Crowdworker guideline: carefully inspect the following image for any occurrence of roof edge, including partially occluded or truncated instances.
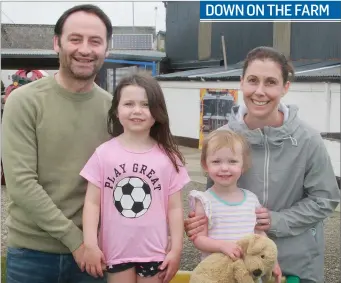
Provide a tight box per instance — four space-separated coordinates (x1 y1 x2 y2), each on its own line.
156 75 340 83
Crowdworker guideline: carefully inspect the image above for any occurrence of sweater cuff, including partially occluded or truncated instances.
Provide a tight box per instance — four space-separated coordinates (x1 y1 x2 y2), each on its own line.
60 225 84 252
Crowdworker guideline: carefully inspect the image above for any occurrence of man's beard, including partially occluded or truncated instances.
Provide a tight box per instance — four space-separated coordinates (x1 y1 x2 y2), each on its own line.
59 52 103 81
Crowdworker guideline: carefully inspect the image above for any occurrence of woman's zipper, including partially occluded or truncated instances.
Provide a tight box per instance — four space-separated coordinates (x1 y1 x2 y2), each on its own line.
258 129 270 207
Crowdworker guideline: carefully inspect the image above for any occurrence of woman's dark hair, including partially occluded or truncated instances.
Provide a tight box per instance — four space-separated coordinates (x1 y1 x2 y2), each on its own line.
54 4 113 46
242 46 295 84
107 72 186 172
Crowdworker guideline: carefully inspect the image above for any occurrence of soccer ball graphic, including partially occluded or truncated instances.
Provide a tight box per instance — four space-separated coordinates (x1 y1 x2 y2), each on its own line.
113 177 152 218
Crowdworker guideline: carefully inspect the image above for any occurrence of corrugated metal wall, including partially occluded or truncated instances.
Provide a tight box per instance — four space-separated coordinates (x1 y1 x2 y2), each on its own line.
210 22 273 64
165 1 200 62
165 2 272 66
290 23 341 60
165 2 340 69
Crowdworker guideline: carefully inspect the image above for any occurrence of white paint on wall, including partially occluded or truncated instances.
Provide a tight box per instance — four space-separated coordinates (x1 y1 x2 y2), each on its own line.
160 80 340 140
330 90 340 133
324 139 340 177
163 86 201 139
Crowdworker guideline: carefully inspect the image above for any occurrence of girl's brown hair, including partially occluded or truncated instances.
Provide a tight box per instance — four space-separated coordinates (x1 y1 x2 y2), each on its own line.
201 129 251 172
243 46 295 84
107 71 185 172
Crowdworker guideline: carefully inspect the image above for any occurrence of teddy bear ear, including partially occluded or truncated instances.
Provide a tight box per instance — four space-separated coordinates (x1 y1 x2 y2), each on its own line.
247 234 268 255
237 234 257 253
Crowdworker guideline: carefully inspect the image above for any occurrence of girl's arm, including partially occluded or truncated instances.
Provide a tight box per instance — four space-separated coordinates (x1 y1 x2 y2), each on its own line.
168 190 184 253
159 190 184 283
82 182 106 278
83 182 101 247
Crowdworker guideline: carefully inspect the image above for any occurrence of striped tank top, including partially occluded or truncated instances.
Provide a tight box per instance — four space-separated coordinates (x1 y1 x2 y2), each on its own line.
188 188 261 260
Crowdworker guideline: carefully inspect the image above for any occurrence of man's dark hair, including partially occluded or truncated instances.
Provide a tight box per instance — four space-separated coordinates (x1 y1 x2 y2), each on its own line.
54 4 113 44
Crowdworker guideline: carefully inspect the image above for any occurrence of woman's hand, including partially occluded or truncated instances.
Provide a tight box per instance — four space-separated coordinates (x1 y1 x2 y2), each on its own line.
184 211 208 241
272 261 282 283
255 207 271 232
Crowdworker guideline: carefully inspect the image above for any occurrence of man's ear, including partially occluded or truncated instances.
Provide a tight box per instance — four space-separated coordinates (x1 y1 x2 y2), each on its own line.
53 35 60 53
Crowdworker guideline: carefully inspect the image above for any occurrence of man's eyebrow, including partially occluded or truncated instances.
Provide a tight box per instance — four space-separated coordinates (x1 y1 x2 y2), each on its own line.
67 33 104 41
67 33 82 38
89 36 104 41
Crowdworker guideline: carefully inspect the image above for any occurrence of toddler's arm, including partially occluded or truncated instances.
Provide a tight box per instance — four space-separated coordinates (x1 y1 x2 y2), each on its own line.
193 200 242 260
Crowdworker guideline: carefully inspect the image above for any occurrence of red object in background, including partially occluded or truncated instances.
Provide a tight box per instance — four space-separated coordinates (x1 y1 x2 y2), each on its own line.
15 70 45 81
4 70 46 103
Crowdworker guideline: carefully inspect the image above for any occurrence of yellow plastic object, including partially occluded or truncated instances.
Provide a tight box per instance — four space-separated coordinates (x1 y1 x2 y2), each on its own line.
170 270 287 283
170 271 192 283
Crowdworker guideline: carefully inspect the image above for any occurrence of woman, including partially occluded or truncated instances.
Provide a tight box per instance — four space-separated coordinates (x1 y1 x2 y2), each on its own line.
184 46 340 283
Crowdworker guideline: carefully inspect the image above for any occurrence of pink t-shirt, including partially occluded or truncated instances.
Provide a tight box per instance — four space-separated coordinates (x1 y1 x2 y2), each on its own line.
80 138 191 266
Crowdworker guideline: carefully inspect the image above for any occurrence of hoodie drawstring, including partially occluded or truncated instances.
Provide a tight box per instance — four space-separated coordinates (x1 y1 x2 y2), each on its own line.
283 135 298 146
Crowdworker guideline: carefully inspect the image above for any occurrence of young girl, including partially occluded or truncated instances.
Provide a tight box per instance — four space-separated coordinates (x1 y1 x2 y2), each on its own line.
188 130 280 280
80 72 191 283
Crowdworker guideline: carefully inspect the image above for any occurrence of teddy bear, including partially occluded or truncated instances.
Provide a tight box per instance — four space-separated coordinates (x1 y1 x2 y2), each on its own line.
189 234 278 283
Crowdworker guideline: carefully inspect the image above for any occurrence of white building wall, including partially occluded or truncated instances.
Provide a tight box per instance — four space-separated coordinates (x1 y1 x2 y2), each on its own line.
159 80 340 140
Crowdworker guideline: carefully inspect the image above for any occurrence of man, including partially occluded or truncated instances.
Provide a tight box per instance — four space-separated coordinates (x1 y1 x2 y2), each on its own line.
2 4 113 283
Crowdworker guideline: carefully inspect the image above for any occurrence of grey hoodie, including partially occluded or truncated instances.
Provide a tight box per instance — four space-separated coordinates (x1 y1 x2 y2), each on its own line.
207 104 340 282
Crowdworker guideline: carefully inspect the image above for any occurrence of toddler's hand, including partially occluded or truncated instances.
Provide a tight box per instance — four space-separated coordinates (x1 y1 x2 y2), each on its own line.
158 250 181 283
220 242 243 261
83 244 106 278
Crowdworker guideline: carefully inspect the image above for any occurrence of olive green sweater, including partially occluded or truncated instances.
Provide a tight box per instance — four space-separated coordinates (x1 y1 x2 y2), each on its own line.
2 76 112 253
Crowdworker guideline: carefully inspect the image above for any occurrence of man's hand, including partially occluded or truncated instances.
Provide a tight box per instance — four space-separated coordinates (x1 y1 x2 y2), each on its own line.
255 207 271 232
83 244 106 278
72 243 86 271
184 211 208 241
158 250 181 283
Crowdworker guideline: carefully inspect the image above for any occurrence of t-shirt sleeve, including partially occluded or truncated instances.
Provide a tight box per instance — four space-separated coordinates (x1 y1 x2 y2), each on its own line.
245 189 262 209
252 191 262 209
168 161 191 195
80 150 103 189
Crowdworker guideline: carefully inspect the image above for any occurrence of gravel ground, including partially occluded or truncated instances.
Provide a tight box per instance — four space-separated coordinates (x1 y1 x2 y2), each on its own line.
1 183 340 282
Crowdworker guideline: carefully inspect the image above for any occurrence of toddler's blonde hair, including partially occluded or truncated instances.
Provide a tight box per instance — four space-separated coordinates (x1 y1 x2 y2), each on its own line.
201 129 251 172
